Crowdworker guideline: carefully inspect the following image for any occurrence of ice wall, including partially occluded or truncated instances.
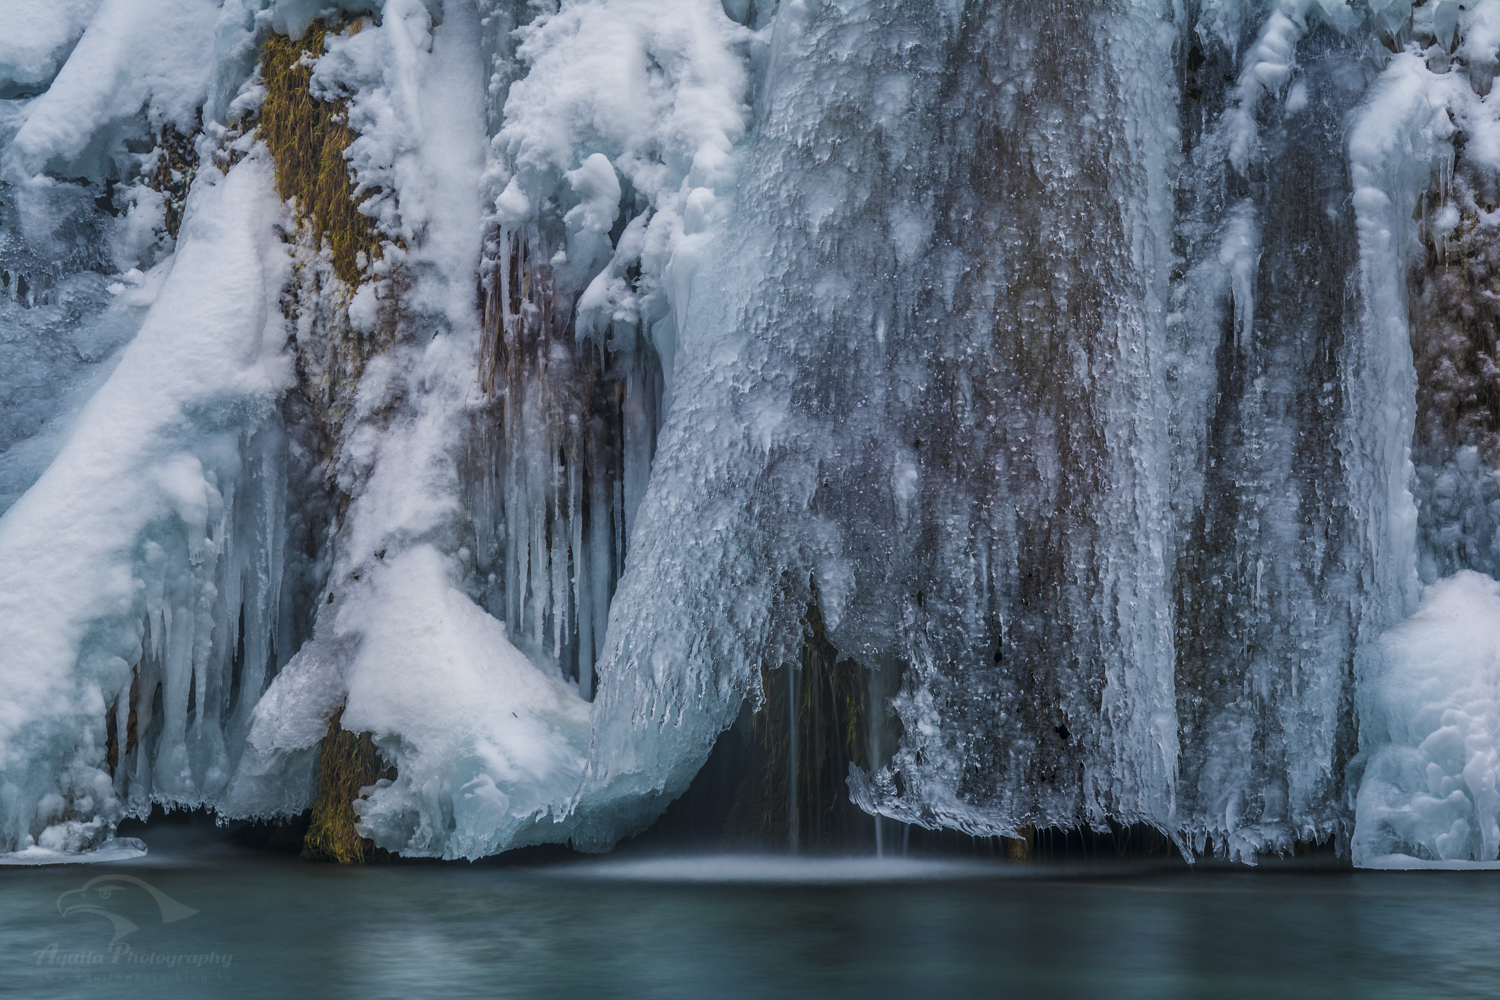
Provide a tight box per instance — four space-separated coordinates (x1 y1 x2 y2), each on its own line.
578 0 1500 861
578 0 1187 847
2 0 1500 865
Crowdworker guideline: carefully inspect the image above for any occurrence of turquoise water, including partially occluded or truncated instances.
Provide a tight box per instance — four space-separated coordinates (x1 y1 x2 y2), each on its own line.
1 828 1496 999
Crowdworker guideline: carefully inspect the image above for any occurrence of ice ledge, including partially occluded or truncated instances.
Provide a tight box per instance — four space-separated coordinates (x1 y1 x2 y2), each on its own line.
1358 854 1500 871
0 836 147 866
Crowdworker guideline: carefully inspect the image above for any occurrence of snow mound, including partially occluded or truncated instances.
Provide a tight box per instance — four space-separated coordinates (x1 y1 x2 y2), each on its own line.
1354 572 1500 866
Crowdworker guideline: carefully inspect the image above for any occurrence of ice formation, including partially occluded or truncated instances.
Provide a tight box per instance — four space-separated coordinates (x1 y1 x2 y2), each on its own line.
1353 571 1500 867
1 0 1500 866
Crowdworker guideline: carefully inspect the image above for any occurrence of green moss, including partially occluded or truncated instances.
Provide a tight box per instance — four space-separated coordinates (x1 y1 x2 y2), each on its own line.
257 20 382 286
301 707 389 863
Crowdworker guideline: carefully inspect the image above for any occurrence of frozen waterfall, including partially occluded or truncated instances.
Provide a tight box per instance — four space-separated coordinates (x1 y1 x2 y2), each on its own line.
1 0 1499 868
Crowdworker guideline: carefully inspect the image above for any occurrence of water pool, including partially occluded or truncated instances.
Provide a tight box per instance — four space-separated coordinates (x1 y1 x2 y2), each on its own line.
1 827 1494 999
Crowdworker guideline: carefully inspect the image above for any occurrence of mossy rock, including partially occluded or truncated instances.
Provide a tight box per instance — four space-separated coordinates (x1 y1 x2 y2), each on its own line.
258 20 383 285
301 707 391 863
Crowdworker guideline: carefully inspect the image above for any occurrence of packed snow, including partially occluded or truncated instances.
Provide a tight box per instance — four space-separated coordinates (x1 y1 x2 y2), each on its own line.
0 145 291 853
1355 572 1500 866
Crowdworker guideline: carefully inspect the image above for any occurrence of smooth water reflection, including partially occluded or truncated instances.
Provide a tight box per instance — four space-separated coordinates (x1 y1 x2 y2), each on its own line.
1 827 1496 999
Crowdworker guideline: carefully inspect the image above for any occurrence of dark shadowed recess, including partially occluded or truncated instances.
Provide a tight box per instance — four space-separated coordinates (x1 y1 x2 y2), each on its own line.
120 604 1345 867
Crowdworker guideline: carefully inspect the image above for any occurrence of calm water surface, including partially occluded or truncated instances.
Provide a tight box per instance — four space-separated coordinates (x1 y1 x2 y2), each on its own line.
0 826 1493 999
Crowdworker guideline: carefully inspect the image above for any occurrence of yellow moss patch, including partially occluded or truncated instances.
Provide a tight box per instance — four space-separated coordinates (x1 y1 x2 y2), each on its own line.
258 20 381 285
301 707 388 863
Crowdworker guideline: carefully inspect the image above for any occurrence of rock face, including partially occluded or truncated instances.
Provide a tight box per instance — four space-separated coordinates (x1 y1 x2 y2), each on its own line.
1409 185 1500 588
1 0 1500 867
